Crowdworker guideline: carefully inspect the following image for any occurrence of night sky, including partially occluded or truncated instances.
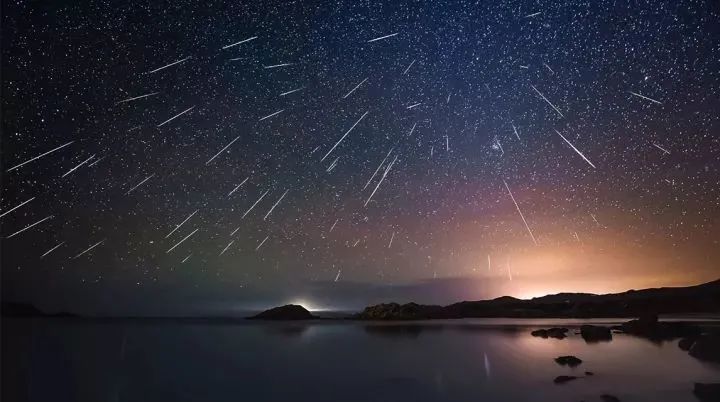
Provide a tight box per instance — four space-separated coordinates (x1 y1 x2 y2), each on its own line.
1 0 719 315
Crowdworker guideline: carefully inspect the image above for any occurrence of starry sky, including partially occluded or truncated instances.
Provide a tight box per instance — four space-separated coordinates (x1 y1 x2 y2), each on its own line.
1 0 719 315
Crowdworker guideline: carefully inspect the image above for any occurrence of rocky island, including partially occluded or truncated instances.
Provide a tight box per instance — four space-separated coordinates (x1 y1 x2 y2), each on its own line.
248 304 318 320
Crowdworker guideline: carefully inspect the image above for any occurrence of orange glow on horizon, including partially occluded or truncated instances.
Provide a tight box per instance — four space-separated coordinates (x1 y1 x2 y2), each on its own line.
456 229 718 301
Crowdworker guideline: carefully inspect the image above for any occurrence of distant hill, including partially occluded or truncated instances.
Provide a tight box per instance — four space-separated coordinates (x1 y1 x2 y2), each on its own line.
530 293 597 304
356 279 720 320
248 304 318 320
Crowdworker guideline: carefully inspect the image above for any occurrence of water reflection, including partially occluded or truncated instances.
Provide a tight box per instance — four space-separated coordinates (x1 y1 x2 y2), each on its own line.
262 323 310 337
362 322 527 339
363 324 442 338
2 318 719 402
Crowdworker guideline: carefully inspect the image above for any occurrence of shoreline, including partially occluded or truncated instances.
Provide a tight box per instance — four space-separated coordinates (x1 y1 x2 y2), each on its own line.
4 314 720 324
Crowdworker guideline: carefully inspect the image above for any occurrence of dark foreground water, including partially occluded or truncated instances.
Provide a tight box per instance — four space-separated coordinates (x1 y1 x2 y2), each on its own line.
3 318 719 402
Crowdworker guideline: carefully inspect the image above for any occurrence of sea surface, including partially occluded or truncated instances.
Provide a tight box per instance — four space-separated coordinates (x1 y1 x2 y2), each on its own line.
3 317 719 402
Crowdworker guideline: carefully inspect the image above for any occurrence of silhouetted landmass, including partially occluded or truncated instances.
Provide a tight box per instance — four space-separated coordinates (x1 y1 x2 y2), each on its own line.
694 383 720 402
248 304 318 320
531 327 568 339
355 302 444 320
4 279 719 321
355 279 720 320
1 302 77 318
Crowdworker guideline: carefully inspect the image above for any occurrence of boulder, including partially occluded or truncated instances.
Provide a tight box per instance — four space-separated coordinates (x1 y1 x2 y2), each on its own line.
688 335 720 363
600 395 620 402
614 315 700 340
530 329 546 337
553 375 579 384
694 383 720 402
248 304 317 320
531 327 569 339
678 336 696 351
555 355 583 367
580 325 612 342
584 371 594 376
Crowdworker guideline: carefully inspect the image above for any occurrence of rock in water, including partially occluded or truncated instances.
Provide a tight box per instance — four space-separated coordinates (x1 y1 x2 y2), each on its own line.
678 336 697 351
531 327 569 339
249 304 317 320
553 375 579 384
530 329 545 337
688 335 720 363
555 355 583 367
615 315 701 340
600 395 620 402
580 325 612 342
694 383 720 402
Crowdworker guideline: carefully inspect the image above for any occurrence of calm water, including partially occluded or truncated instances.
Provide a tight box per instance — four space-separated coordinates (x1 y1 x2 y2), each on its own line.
3 318 719 402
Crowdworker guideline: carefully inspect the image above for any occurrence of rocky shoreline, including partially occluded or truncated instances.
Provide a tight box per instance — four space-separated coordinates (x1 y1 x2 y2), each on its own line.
528 315 720 402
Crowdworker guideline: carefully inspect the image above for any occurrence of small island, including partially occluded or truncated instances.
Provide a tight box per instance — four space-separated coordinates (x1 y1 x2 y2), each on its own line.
248 304 318 320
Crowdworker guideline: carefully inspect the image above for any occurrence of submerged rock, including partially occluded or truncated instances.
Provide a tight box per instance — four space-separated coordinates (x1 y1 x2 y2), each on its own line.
580 325 612 342
531 327 569 339
248 304 317 320
688 335 720 363
694 383 720 402
555 355 583 367
553 375 580 384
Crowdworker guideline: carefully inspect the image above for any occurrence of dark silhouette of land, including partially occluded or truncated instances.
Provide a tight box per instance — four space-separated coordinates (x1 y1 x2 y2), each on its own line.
4 278 719 321
355 279 720 320
247 304 318 320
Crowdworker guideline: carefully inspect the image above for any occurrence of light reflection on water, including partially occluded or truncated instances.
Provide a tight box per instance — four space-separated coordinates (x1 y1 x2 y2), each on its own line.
2 318 718 402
